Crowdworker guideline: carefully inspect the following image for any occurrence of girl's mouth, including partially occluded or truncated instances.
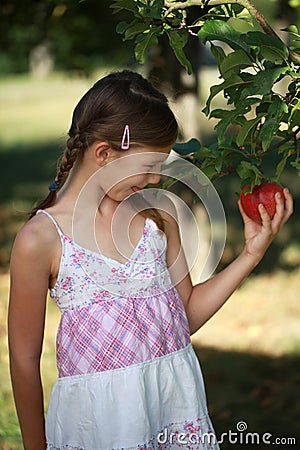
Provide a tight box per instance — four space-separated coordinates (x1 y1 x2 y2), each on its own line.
131 186 143 193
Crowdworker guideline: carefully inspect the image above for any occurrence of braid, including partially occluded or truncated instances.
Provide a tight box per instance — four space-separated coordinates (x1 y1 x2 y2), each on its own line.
28 133 84 219
55 134 83 187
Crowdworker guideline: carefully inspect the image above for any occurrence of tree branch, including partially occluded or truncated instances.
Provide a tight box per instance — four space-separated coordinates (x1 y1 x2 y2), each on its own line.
268 126 300 153
164 0 300 64
164 0 277 34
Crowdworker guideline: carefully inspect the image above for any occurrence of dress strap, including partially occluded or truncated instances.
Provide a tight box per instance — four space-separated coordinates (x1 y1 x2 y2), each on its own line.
36 209 64 238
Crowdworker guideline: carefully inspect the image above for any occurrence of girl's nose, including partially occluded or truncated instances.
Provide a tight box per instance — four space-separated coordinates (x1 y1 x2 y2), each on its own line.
147 172 161 185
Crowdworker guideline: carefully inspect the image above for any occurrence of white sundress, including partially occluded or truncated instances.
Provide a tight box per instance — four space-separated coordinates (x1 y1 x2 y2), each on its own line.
37 210 220 450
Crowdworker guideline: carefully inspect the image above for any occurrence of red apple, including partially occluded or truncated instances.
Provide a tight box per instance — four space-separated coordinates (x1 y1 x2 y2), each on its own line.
240 182 284 223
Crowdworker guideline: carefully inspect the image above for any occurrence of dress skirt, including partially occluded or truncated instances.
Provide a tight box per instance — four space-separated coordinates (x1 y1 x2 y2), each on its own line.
46 344 219 450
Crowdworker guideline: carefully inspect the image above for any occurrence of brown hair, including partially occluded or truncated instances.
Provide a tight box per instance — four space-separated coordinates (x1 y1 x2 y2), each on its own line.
29 70 179 229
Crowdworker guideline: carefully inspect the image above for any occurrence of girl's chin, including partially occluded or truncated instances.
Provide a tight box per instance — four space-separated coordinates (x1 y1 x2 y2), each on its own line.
105 187 143 202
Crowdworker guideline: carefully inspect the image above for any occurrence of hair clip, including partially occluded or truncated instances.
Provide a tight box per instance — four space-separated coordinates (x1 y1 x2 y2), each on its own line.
48 180 60 192
121 124 130 150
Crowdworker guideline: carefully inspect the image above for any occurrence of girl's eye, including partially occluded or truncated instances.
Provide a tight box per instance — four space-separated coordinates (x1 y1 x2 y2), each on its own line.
146 163 160 171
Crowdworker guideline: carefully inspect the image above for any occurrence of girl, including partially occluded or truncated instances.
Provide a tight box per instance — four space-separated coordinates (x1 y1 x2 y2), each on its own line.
8 70 293 450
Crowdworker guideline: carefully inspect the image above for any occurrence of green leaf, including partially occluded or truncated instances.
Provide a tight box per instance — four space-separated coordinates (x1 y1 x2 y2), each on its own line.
267 95 289 120
214 98 259 139
145 2 164 19
243 67 288 97
242 31 289 61
237 161 264 184
199 164 219 180
242 31 288 52
219 49 253 79
210 44 226 67
135 30 159 63
224 80 254 106
172 138 201 155
161 177 177 191
124 23 150 41
203 74 250 115
281 24 300 37
194 147 220 160
256 100 271 115
111 0 140 14
116 21 130 34
214 111 242 139
275 147 292 180
233 115 246 128
209 109 228 119
198 20 248 52
290 108 300 129
290 147 300 176
221 146 247 167
236 113 265 147
260 47 285 64
168 29 192 74
227 17 255 33
259 117 278 151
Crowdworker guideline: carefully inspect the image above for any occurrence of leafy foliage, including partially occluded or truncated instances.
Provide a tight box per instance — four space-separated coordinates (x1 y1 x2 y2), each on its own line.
111 0 300 189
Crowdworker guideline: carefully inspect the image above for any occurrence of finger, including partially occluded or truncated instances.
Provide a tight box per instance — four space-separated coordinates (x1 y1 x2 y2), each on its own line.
258 203 272 229
275 187 294 227
283 187 294 220
272 190 285 226
237 199 252 223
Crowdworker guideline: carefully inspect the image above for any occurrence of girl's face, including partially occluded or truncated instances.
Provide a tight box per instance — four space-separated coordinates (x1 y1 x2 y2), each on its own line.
104 145 172 202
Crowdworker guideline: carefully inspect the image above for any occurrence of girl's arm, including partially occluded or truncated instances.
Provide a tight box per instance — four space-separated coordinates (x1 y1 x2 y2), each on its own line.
166 188 293 335
8 219 56 449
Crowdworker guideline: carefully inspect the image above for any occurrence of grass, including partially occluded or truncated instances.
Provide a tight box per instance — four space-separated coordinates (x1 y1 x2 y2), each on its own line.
0 73 103 147
192 268 300 356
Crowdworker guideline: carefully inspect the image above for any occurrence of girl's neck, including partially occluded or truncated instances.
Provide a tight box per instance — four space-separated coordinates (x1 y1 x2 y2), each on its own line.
55 163 121 220
57 163 99 204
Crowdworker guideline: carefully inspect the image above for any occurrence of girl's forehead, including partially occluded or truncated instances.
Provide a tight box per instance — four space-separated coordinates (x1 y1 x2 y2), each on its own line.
135 154 169 167
129 146 171 162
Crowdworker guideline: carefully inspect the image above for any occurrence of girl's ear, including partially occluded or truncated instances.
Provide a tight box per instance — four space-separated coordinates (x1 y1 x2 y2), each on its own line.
93 142 116 166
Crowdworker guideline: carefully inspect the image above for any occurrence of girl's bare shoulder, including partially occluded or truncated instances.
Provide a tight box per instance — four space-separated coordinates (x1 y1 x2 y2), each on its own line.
158 195 179 239
12 212 60 261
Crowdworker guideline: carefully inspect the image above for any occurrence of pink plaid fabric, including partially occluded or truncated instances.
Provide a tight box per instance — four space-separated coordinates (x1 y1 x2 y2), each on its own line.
40 211 191 378
57 288 190 377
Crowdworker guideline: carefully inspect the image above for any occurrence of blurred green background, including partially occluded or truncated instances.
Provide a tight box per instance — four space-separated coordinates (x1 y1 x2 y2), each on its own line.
1 1 300 448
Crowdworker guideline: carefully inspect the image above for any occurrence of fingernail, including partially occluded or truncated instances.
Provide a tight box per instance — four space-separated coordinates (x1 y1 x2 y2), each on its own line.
276 192 281 199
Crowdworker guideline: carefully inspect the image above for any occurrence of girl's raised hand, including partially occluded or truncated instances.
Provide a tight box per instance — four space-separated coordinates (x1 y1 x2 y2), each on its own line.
238 187 294 264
